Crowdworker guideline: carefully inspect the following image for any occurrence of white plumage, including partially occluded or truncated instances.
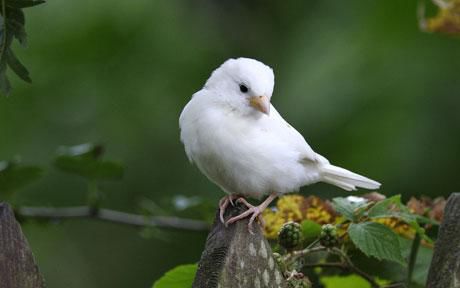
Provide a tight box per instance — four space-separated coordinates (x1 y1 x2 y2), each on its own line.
179 57 380 229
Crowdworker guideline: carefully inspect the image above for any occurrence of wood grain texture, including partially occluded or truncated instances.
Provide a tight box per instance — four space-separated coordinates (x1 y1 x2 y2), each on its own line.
0 203 45 288
426 193 460 288
193 203 286 288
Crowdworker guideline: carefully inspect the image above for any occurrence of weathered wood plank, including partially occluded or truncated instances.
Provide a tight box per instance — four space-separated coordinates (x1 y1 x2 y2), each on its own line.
426 193 460 288
193 203 286 288
0 202 45 288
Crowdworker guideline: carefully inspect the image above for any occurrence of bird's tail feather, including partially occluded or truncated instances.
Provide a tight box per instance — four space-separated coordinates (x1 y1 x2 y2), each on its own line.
321 164 381 191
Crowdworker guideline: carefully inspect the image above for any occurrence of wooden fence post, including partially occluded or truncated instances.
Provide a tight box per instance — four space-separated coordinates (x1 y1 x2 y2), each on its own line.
193 203 287 288
0 202 45 288
426 193 460 288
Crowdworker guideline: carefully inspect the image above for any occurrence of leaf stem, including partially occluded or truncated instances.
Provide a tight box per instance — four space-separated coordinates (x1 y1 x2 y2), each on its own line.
407 233 421 287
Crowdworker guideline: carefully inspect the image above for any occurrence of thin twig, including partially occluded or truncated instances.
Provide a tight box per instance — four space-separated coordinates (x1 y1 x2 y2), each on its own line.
283 245 327 265
383 283 406 288
283 244 382 288
302 262 346 269
330 248 381 288
16 206 210 231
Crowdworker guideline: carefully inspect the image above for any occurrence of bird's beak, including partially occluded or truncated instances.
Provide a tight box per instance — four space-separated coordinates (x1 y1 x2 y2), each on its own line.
249 95 270 115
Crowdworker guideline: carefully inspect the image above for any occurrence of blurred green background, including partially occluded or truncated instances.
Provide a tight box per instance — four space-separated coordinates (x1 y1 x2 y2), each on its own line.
0 0 459 287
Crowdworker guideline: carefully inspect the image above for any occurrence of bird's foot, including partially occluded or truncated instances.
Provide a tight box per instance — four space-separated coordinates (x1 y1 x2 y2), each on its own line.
225 193 278 234
225 202 264 234
218 195 239 224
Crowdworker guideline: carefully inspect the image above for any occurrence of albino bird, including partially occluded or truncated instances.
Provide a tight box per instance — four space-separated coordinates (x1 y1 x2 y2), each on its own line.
179 58 380 232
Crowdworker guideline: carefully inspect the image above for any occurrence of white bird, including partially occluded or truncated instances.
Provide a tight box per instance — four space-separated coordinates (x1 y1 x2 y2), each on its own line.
179 57 381 231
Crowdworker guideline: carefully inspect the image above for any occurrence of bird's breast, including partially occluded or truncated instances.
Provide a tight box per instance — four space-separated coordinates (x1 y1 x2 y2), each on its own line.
181 107 310 198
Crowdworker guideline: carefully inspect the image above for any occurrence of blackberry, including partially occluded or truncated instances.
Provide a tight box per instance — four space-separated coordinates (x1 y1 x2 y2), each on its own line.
278 221 302 250
319 224 339 248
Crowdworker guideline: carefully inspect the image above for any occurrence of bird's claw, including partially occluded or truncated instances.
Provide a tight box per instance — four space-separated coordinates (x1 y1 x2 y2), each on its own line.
225 205 265 234
219 195 239 224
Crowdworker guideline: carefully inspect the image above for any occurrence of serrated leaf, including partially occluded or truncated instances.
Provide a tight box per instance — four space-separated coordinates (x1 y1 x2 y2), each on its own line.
367 194 430 240
301 219 322 241
6 48 30 82
54 144 123 180
152 264 197 288
6 0 45 8
367 195 402 218
332 197 365 222
348 222 406 265
0 160 43 194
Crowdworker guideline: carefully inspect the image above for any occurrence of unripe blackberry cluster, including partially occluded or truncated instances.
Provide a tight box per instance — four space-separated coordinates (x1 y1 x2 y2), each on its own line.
278 221 302 250
319 224 339 248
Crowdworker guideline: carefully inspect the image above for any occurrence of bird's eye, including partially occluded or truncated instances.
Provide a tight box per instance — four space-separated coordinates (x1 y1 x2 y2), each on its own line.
239 84 249 93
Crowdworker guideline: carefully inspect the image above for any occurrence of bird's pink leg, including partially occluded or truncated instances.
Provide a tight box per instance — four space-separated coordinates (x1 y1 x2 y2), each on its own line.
225 192 278 234
218 194 238 224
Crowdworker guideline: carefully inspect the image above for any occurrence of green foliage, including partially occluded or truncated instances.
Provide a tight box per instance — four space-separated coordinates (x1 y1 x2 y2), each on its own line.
300 219 322 241
152 264 197 288
0 159 43 196
276 195 438 287
348 222 405 265
321 275 371 288
54 143 123 181
332 197 365 222
367 195 433 243
399 237 433 286
0 0 44 95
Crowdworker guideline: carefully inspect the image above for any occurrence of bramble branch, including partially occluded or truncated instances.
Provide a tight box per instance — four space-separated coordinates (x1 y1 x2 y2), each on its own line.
16 206 210 231
282 244 383 288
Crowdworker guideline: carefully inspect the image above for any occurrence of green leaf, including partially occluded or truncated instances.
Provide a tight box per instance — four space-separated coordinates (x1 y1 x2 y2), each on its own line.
367 195 402 218
301 219 322 241
6 0 45 9
399 237 433 286
0 67 11 95
367 195 431 241
54 144 124 180
332 197 365 222
0 160 43 194
6 48 30 82
0 49 11 95
152 264 197 288
321 275 390 288
6 10 27 46
348 222 406 265
321 275 371 288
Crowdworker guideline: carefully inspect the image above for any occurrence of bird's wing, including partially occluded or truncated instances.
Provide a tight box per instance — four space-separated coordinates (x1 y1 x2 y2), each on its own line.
266 105 323 164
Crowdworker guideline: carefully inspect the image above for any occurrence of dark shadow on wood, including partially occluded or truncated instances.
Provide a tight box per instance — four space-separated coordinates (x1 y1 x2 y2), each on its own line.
426 193 460 288
193 203 286 288
0 202 45 288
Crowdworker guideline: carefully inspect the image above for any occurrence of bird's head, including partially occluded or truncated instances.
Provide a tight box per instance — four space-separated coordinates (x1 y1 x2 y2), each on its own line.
204 57 274 116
